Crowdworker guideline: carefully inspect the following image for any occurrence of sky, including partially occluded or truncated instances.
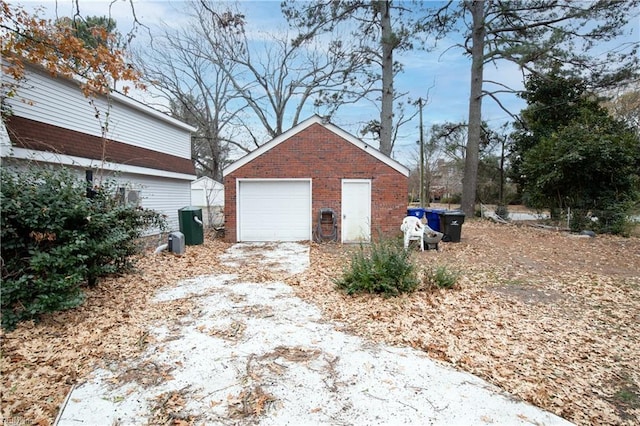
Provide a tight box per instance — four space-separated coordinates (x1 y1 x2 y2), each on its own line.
12 0 638 168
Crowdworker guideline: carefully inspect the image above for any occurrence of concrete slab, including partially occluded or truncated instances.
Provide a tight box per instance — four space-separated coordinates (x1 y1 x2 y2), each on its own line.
56 243 572 426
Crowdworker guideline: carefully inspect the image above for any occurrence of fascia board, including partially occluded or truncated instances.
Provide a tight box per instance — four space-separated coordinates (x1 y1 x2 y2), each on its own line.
223 115 409 177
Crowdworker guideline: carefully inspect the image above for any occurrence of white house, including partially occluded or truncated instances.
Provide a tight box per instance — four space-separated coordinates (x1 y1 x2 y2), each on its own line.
1 63 197 232
190 176 224 227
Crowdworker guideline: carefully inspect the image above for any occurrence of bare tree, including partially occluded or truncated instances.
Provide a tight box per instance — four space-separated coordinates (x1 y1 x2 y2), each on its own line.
424 0 640 216
429 122 468 162
134 13 245 181
193 0 374 140
282 0 428 156
407 128 444 204
137 0 376 173
377 0 394 155
602 82 640 135
463 0 485 217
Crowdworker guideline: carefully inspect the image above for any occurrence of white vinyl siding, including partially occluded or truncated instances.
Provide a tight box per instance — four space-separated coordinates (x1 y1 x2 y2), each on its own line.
97 172 190 232
2 64 196 236
237 179 311 242
6 67 191 159
1 163 190 234
191 177 224 207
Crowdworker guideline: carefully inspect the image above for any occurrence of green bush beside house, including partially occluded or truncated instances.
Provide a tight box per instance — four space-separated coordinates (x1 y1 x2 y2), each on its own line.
1 166 166 330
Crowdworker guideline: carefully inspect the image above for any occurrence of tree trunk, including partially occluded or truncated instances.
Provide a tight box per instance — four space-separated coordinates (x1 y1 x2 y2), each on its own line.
378 0 393 156
461 0 485 217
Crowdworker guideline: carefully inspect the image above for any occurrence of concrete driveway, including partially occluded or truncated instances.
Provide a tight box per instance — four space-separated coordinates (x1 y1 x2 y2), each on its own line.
56 243 571 425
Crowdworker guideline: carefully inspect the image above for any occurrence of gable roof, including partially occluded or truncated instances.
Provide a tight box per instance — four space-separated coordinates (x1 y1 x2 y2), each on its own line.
223 115 409 177
191 176 224 187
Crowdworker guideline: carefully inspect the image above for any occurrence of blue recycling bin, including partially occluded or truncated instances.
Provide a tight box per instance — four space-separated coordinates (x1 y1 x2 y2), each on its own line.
407 207 426 219
424 208 446 232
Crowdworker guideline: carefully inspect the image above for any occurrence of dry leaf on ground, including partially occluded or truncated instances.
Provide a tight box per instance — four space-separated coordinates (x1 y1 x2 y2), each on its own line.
1 222 639 425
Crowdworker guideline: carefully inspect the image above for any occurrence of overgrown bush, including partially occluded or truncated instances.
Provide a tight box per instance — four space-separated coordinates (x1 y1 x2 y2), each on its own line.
568 204 635 237
495 204 509 220
334 239 419 296
1 166 166 329
423 265 460 290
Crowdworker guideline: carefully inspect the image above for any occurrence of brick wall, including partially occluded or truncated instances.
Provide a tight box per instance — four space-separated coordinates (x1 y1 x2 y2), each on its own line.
5 116 195 175
224 123 407 242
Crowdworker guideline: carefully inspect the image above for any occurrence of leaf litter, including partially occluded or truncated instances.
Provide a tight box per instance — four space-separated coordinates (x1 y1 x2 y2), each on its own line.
1 221 639 425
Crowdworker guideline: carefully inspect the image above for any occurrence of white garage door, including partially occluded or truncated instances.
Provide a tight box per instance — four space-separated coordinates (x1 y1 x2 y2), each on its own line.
237 179 311 241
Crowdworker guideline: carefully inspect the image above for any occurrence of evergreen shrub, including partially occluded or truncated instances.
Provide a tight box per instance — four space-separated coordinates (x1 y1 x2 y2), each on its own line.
1 166 166 329
424 265 460 290
334 239 419 296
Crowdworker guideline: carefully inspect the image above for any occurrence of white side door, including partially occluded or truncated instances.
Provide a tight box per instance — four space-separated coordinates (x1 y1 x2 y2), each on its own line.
341 179 371 243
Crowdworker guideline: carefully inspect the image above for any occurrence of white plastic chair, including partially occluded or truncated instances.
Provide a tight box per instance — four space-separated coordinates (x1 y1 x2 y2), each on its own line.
400 216 424 251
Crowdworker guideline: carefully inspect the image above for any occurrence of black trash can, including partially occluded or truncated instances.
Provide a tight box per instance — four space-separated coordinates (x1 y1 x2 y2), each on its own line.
178 206 204 245
439 210 466 242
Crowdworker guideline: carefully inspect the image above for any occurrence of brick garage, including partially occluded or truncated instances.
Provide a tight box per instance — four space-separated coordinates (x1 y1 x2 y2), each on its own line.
223 115 408 243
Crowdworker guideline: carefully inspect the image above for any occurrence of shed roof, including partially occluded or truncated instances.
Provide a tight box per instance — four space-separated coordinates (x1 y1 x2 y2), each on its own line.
223 115 409 177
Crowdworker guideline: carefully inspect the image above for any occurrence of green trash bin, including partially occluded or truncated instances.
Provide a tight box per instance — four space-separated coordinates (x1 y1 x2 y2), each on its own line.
439 210 466 242
178 206 204 245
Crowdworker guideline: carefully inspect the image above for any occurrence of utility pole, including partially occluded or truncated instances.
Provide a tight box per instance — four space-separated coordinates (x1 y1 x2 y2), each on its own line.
499 134 505 205
418 98 425 207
